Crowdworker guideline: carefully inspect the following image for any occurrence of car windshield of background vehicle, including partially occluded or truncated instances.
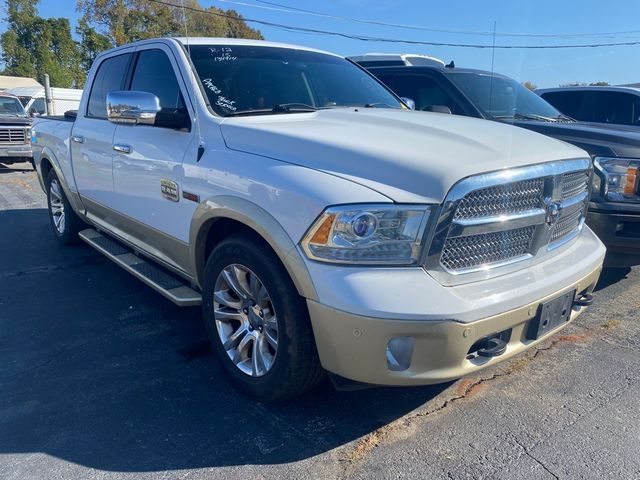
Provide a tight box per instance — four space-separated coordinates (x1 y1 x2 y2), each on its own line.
188 45 403 116
449 72 565 121
0 97 27 117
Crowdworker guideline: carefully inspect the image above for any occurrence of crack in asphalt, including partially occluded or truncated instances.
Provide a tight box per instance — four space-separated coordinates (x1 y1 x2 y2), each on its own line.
336 323 631 478
513 438 559 480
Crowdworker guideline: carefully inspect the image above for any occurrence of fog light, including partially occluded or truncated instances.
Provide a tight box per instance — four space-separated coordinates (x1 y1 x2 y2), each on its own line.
386 337 415 371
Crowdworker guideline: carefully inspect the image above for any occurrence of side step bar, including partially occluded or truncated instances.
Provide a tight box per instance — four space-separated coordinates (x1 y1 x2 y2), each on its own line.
79 229 202 307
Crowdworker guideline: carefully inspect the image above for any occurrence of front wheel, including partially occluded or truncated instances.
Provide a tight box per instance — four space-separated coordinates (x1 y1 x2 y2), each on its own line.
202 233 323 402
46 170 82 245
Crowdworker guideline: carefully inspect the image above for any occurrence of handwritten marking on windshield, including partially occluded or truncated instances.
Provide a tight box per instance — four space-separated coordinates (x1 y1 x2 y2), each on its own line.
216 96 237 111
209 47 237 62
202 78 221 94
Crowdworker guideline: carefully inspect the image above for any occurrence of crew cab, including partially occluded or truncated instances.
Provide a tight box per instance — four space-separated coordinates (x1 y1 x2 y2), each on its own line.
32 38 604 401
0 93 32 166
358 60 640 262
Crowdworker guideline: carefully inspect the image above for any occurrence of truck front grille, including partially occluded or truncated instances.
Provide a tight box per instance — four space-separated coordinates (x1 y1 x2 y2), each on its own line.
426 159 592 285
440 225 536 271
0 128 27 144
454 179 544 220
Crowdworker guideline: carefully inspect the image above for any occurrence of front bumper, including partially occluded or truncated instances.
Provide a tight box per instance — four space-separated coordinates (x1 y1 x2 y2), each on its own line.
306 228 605 386
587 210 640 255
0 144 32 160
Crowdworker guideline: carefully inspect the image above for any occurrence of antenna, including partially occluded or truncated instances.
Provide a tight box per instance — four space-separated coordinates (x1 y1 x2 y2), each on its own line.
180 0 204 160
488 21 496 115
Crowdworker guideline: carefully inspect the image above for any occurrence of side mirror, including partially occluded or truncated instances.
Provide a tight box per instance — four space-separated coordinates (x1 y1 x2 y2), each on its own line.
400 97 416 110
423 105 452 114
107 90 161 125
30 112 41 118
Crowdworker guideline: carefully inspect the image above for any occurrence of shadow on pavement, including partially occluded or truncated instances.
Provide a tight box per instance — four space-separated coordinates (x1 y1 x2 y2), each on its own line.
595 266 632 291
0 163 33 173
0 207 450 472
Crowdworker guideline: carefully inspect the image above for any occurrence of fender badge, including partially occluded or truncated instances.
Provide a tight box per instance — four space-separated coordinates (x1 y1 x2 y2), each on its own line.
160 179 179 202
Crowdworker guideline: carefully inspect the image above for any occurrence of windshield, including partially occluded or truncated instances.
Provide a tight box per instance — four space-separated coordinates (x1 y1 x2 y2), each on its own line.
0 96 27 117
448 72 563 120
188 45 403 116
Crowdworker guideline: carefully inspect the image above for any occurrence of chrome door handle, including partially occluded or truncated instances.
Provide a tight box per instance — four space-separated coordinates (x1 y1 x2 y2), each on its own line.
71 135 84 143
113 144 132 154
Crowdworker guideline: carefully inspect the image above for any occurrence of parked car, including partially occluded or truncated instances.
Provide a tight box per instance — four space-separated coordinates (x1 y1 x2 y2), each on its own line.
0 92 32 166
32 38 604 401
347 53 446 68
357 59 640 261
9 86 83 117
537 86 640 129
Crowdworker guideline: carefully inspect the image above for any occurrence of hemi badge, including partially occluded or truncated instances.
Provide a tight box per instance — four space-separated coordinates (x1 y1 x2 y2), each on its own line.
160 179 179 202
182 191 200 203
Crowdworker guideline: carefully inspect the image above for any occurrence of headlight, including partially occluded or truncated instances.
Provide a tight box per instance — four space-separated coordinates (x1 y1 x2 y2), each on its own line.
594 157 640 203
301 204 432 265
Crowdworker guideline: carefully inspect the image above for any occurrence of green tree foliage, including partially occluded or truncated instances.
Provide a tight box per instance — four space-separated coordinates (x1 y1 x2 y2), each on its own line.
522 81 537 91
560 81 610 87
1 0 86 87
77 0 263 47
76 18 112 74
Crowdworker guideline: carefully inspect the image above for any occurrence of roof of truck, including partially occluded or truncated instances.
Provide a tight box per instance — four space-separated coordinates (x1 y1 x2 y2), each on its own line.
173 37 339 56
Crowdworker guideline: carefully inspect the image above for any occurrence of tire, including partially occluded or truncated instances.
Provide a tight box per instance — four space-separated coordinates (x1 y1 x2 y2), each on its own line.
46 169 83 245
202 232 324 402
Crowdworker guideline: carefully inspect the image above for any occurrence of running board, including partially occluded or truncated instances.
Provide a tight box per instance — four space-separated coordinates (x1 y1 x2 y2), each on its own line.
79 229 202 306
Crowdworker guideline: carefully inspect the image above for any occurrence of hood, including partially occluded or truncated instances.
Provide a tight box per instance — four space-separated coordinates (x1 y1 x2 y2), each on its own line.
511 120 640 160
220 108 588 203
0 115 31 126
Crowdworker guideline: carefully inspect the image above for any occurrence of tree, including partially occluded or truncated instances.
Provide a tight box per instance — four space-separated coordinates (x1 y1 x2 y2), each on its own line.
522 81 537 91
76 18 112 74
77 0 263 47
560 81 610 87
1 0 85 87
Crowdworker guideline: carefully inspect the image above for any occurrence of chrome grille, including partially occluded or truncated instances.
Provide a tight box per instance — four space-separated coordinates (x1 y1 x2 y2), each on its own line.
550 201 584 243
454 179 544 220
561 170 589 200
440 226 535 271
426 159 592 286
0 128 27 144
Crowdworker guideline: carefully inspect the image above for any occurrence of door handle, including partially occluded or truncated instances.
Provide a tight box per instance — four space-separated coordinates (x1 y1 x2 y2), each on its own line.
71 135 84 143
113 144 132 154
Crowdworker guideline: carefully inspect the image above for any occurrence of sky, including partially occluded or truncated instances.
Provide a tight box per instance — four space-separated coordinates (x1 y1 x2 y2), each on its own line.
23 0 640 87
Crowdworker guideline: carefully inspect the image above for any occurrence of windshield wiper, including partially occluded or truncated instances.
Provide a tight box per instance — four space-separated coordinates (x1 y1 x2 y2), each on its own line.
226 103 319 117
493 113 558 122
272 103 318 112
363 103 395 108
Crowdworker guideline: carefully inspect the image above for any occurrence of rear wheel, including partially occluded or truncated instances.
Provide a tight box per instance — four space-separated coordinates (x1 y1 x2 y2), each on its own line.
46 170 82 245
202 233 323 402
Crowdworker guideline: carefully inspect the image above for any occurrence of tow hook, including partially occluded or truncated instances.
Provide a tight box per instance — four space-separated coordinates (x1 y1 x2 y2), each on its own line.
573 293 594 307
477 337 508 358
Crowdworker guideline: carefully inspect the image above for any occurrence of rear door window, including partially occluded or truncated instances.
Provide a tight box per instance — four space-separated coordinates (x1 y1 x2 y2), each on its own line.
87 53 132 119
590 91 639 126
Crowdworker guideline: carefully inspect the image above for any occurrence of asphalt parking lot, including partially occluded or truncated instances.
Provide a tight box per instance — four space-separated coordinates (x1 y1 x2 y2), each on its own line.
1 162 639 480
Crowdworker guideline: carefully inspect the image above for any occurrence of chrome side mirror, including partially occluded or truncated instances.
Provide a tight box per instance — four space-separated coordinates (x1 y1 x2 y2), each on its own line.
400 97 416 110
107 90 161 125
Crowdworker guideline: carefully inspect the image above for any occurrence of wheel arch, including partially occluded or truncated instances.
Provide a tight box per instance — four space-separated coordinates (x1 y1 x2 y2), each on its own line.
38 148 86 217
190 195 318 301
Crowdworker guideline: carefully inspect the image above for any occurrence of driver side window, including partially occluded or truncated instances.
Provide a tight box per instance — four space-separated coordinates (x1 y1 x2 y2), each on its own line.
129 49 190 130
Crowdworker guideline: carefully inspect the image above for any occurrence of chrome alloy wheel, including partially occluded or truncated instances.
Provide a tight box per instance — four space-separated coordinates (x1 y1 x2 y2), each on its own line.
49 178 65 235
213 264 278 377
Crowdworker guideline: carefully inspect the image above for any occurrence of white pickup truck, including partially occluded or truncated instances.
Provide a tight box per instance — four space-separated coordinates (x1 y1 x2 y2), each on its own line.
32 38 605 401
